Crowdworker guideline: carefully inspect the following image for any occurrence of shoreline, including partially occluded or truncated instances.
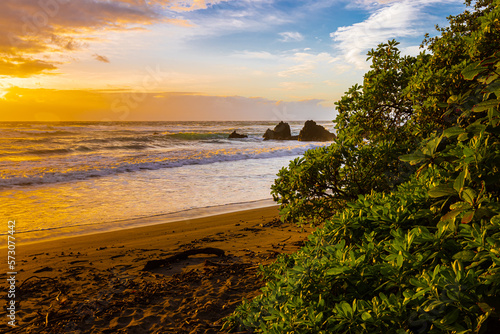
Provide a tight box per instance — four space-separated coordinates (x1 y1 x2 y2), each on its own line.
2 198 277 246
1 205 311 333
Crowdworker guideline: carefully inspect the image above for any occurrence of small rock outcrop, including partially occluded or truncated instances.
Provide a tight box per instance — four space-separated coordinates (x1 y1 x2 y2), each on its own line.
263 121 292 140
228 131 248 139
298 120 335 141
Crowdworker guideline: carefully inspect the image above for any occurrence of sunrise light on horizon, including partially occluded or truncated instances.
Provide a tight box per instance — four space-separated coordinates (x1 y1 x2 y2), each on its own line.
0 0 467 121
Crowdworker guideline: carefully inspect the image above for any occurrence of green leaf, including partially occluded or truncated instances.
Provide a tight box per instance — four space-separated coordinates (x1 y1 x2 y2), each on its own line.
472 99 500 112
457 132 470 141
409 278 426 288
447 95 460 104
315 312 324 323
361 312 373 321
453 170 467 193
397 253 404 267
423 135 443 156
340 301 353 318
440 308 460 325
466 123 486 134
440 209 461 222
461 188 477 205
424 300 445 312
399 151 426 164
443 126 465 138
450 201 472 211
461 210 475 224
481 72 499 85
478 302 494 314
326 267 349 276
462 61 485 80
428 184 457 198
453 250 476 261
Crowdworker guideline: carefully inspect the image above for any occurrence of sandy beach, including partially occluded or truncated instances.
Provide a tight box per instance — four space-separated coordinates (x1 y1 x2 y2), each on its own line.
1 206 311 333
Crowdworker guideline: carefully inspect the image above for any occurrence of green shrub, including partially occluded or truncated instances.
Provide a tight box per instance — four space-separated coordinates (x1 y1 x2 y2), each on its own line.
271 138 415 225
224 2 500 332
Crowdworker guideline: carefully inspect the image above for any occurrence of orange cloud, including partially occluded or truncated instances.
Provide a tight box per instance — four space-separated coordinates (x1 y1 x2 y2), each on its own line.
0 56 57 77
0 0 196 78
93 54 110 63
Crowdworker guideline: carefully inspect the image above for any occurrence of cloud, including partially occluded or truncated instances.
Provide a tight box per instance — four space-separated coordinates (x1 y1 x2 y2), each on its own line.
231 51 278 60
331 1 419 69
0 56 57 78
279 81 313 91
279 52 337 77
279 31 304 42
322 80 340 87
169 0 231 11
93 54 110 63
347 0 401 9
0 0 206 78
330 0 463 69
176 0 292 38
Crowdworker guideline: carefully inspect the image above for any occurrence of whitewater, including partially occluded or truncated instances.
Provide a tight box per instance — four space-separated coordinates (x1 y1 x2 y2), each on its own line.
0 121 333 244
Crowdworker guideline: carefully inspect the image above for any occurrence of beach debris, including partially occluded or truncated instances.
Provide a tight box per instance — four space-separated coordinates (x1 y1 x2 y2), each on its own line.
242 227 262 232
142 247 226 271
280 236 292 243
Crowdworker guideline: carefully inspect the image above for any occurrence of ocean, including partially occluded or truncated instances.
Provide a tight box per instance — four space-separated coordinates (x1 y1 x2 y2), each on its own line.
0 121 333 245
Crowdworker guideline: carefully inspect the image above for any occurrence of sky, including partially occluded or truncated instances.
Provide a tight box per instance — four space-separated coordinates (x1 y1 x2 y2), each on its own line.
0 0 467 121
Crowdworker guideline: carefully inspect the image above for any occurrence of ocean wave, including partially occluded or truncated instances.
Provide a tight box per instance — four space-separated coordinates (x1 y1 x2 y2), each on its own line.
19 148 72 156
103 144 151 151
163 132 232 140
0 144 325 187
28 130 76 136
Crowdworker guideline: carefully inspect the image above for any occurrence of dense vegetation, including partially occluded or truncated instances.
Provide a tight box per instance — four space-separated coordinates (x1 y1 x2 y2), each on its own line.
224 1 500 332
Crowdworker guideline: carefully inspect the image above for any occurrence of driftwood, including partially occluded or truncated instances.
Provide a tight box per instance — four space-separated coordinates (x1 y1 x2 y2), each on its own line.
142 247 225 271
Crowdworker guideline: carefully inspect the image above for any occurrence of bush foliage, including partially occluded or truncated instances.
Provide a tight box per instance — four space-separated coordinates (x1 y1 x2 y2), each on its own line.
225 1 500 333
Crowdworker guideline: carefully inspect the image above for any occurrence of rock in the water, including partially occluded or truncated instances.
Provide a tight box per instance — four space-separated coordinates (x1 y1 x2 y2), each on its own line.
298 120 335 141
228 130 248 139
263 121 292 140
263 129 275 140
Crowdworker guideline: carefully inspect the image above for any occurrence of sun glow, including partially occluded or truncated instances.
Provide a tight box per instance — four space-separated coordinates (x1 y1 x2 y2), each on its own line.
0 90 7 100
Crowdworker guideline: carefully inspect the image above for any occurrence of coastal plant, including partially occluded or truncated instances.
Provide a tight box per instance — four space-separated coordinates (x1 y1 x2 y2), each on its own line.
271 137 414 225
334 39 417 143
225 89 500 331
270 0 499 226
406 0 500 137
224 1 500 332
226 170 500 332
272 40 418 225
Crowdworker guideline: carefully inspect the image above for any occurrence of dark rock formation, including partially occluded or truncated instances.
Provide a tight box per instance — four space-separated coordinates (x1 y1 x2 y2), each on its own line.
263 121 292 140
298 120 335 141
228 131 248 139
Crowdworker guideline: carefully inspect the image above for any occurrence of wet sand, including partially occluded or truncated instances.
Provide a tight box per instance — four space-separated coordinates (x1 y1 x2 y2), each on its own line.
0 206 311 333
